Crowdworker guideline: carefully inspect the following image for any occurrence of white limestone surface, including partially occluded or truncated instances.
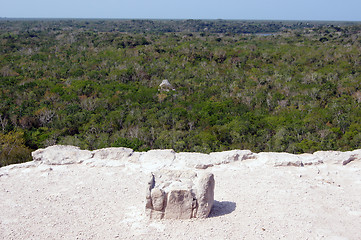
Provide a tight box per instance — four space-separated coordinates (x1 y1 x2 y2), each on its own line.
1 145 361 240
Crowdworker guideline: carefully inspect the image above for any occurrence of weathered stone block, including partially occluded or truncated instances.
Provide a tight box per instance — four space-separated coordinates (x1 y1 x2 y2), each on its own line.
151 188 166 211
145 170 215 219
195 172 215 218
165 190 194 219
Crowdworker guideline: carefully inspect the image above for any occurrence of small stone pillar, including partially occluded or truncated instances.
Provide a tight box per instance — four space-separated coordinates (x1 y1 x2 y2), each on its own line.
145 170 215 219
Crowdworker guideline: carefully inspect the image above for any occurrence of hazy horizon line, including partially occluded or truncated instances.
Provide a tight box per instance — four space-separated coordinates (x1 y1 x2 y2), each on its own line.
1 17 361 23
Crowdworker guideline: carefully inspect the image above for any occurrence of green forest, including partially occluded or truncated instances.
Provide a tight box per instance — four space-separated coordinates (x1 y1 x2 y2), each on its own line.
1 19 361 166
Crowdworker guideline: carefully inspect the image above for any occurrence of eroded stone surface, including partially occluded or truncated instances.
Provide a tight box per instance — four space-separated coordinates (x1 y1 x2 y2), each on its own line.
146 170 215 219
151 188 166 211
32 145 93 165
195 172 215 218
27 145 361 171
165 190 194 219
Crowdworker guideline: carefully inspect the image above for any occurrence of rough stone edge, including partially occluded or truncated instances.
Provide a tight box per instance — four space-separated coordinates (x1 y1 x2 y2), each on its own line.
2 145 361 170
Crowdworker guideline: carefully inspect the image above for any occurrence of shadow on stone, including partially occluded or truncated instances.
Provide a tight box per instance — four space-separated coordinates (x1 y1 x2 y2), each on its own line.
208 200 236 218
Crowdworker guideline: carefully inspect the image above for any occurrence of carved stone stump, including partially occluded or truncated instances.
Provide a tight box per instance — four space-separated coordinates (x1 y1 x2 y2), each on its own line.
145 170 215 219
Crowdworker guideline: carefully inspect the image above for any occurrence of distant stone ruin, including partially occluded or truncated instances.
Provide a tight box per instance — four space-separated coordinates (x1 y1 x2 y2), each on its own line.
145 170 215 219
158 79 175 92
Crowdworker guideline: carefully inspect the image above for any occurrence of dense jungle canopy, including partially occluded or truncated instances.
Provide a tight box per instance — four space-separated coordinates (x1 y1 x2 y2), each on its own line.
1 19 361 166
